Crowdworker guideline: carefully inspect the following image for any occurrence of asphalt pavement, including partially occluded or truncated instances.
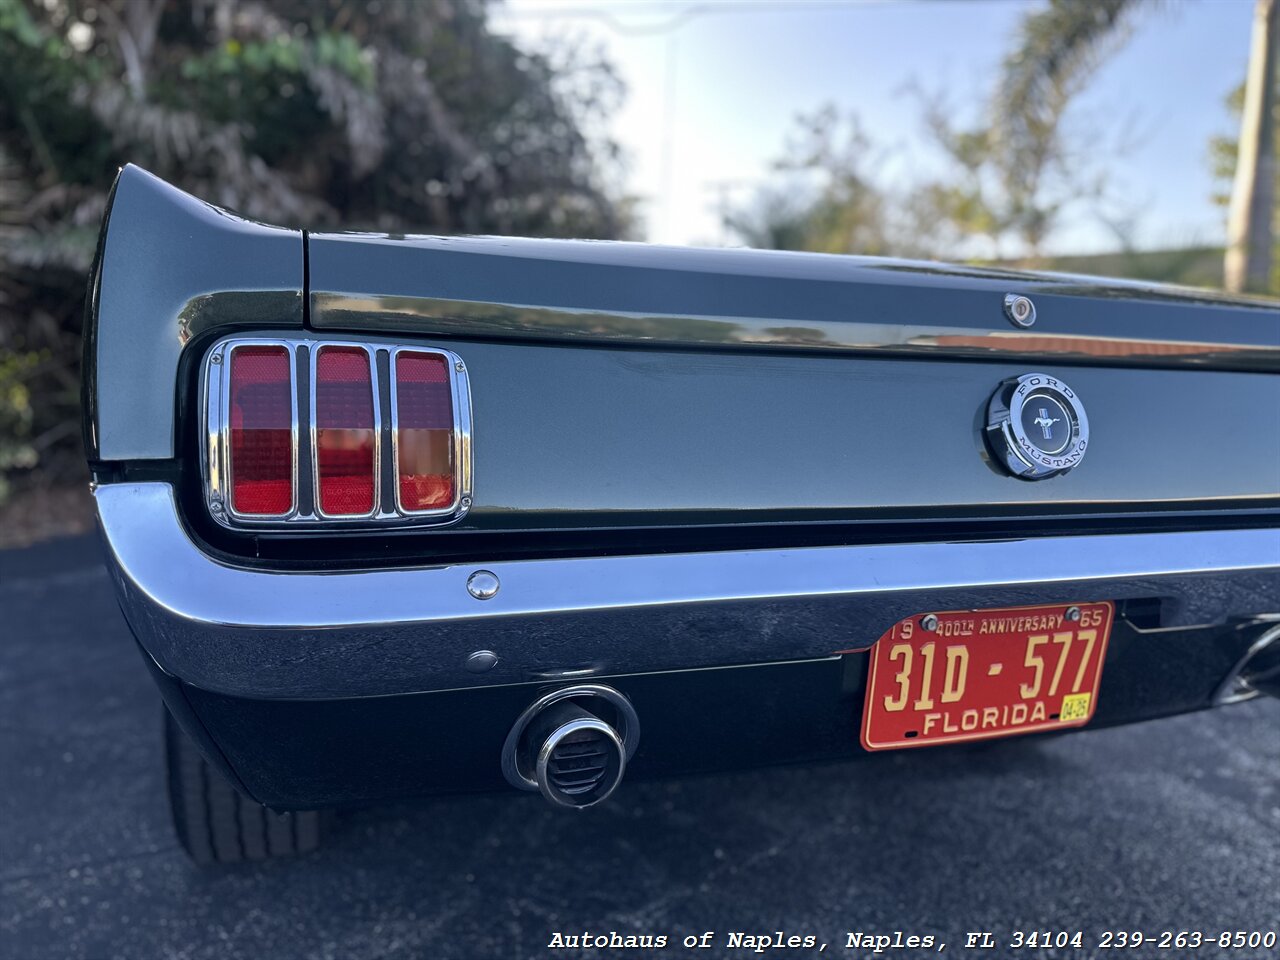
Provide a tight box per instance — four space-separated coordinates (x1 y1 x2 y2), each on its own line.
2 534 1278 960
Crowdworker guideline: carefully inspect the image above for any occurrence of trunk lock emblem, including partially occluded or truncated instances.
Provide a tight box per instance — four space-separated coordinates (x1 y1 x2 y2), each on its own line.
1003 293 1037 328
985 373 1089 480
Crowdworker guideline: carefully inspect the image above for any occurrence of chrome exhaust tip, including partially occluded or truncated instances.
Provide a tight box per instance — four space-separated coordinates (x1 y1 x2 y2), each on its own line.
1215 621 1280 705
502 684 639 808
532 704 627 808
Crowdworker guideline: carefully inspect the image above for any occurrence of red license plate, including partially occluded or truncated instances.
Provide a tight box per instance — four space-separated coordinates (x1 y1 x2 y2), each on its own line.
861 601 1114 751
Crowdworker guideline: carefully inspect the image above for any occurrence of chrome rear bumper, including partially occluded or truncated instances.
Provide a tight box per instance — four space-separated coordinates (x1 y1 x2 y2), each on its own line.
96 482 1280 700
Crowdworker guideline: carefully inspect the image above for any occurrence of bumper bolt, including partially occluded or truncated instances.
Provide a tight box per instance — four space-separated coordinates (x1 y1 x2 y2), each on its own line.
466 650 500 672
467 569 500 600
1065 606 1081 621
921 614 939 631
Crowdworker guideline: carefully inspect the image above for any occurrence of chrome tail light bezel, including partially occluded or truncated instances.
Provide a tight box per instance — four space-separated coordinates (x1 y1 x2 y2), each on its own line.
204 338 301 523
310 342 381 522
201 334 472 530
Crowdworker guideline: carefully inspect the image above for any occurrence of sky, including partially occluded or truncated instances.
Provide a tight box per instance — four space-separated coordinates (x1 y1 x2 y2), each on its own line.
492 0 1257 256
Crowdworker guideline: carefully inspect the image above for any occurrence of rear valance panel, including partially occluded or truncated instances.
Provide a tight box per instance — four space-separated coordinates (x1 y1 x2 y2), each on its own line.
193 333 1280 533
296 230 1280 535
445 341 1280 525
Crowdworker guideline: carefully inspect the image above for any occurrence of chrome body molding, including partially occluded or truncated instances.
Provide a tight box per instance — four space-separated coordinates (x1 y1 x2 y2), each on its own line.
96 482 1280 701
307 232 1280 373
310 291 1280 372
200 334 473 528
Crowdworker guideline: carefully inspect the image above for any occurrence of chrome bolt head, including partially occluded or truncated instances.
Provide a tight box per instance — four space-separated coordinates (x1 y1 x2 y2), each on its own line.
460 496 472 508
210 353 223 364
1065 606 1081 622
466 650 499 672
209 500 224 513
1003 293 1036 328
921 614 939 632
467 569 500 600
455 361 465 372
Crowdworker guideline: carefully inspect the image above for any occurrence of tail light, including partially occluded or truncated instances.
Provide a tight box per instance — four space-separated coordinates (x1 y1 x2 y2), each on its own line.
203 337 470 529
227 345 295 517
393 350 455 514
314 345 378 518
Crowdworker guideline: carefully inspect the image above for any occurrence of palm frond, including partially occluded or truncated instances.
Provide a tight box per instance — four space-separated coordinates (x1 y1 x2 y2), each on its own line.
995 0 1145 178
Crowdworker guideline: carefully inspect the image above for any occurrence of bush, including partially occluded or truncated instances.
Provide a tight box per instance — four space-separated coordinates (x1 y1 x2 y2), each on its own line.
0 0 629 503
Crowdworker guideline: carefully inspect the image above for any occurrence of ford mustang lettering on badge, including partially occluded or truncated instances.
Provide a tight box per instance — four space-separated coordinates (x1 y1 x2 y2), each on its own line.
83 167 1280 863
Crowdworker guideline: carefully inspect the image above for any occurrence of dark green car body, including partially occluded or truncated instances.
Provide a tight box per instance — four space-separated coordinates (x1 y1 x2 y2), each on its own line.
85 166 1280 819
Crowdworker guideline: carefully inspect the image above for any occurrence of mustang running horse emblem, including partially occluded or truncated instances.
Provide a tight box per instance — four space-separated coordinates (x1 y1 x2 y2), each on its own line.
1032 407 1061 441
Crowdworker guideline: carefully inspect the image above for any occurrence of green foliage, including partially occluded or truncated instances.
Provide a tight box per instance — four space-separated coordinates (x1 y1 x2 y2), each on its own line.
1209 83 1249 208
1034 244 1226 288
726 0 1150 266
722 187 820 253
926 0 1145 262
0 0 631 503
723 108 935 259
773 107 889 256
0 349 40 503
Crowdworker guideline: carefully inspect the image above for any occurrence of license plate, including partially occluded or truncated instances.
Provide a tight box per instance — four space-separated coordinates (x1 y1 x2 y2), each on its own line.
860 601 1114 751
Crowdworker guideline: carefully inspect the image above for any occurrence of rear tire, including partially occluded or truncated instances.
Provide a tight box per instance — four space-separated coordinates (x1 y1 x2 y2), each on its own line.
164 709 325 864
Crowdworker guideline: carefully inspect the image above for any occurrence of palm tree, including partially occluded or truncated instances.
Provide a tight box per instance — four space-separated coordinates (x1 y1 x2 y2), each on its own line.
995 0 1277 294
1224 0 1278 293
992 0 1141 261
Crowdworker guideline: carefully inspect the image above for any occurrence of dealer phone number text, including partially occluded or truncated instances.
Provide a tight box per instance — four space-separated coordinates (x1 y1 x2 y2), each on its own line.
994 930 1278 950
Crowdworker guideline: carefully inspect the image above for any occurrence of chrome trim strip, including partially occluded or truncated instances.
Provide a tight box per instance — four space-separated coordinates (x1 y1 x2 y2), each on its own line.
309 292 1280 373
454 354 474 516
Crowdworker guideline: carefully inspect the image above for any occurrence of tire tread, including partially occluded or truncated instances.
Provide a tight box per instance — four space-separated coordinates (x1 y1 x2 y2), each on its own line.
163 710 324 864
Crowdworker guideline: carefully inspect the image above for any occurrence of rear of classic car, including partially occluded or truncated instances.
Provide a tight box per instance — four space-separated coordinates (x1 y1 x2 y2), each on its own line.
84 165 1280 864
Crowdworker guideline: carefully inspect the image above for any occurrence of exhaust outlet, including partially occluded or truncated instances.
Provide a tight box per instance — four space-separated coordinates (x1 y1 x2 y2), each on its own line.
528 701 626 808
1215 622 1280 704
502 684 640 808
1241 626 1280 700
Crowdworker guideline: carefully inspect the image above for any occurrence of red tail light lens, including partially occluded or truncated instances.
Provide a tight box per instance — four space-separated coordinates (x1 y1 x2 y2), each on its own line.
394 351 455 512
315 346 376 517
209 337 469 528
228 345 294 515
